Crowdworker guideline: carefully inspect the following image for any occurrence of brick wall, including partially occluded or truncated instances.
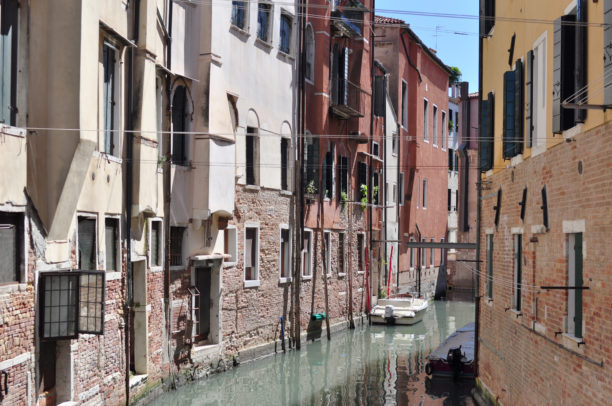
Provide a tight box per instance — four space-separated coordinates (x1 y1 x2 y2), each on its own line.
477 121 612 404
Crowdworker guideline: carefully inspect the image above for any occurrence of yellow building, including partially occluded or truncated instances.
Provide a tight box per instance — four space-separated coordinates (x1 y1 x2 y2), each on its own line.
477 0 612 404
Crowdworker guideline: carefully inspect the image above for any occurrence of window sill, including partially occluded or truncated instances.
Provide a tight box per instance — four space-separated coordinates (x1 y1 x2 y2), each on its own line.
149 266 163 273
255 37 273 51
305 78 314 86
485 298 493 306
338 272 346 278
244 280 261 288
0 283 27 295
223 261 237 268
531 143 546 157
277 50 295 61
230 24 250 39
357 271 365 275
280 190 293 196
99 152 123 164
561 333 585 354
106 271 122 281
279 277 292 284
170 266 187 272
244 185 261 192
302 275 312 281
510 154 523 167
0 125 26 138
563 123 584 141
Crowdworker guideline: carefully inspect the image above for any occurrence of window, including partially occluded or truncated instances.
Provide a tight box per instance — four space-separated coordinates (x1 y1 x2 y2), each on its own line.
244 227 259 283
337 155 349 203
279 13 292 54
392 132 398 155
391 183 396 204
280 227 291 280
150 220 162 267
417 177 420 208
372 142 380 158
433 105 438 146
337 232 345 275
257 3 272 42
304 135 319 193
422 179 428 209
331 45 349 107
486 234 493 299
529 33 547 148
156 76 164 158
105 218 119 272
224 226 238 264
553 6 587 133
231 1 247 30
513 233 522 311
324 144 335 199
170 226 186 267
401 80 408 127
423 99 429 142
246 126 259 185
374 75 386 117
372 171 379 206
479 92 494 172
172 86 189 165
323 231 331 276
481 0 495 35
409 237 415 269
0 0 19 126
281 137 289 190
398 172 404 205
78 216 97 271
305 24 314 82
357 234 365 272
39 271 105 339
430 238 434 267
440 238 446 266
357 161 367 201
103 42 119 157
421 238 426 267
502 61 523 159
441 111 447 150
567 233 583 338
448 189 452 211
302 229 313 278
0 212 23 283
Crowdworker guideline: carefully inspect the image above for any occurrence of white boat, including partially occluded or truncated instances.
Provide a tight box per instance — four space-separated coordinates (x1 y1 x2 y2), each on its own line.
370 295 429 325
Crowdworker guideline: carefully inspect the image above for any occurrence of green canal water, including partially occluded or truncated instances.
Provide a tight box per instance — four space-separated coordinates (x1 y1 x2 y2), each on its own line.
151 300 475 406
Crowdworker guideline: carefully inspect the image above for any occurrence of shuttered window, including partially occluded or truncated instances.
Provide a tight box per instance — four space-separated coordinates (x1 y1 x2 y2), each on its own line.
245 227 258 281
280 228 290 279
374 75 386 117
480 0 495 36
401 81 408 127
324 144 335 199
103 42 118 156
172 86 188 165
281 137 289 191
525 50 534 148
487 234 493 299
170 226 185 267
78 217 97 271
605 0 612 104
0 0 19 126
337 232 345 275
304 137 319 193
279 13 292 54
502 65 524 160
513 234 522 311
0 212 22 283
479 92 494 172
567 233 583 338
514 59 524 155
105 218 118 272
150 221 161 267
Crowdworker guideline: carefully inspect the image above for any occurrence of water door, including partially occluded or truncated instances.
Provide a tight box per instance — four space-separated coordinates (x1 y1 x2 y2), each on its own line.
195 267 211 341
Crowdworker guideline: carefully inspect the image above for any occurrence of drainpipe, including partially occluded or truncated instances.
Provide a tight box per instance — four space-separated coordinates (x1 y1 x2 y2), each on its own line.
395 118 401 290
368 0 376 303
415 223 421 297
382 76 387 295
124 0 140 403
474 21 484 378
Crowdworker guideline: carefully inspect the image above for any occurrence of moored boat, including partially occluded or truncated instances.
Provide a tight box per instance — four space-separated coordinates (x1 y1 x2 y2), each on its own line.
369 294 429 325
425 322 475 379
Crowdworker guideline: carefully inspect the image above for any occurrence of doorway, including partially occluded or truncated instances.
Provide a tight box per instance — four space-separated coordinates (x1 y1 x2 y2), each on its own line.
195 267 211 342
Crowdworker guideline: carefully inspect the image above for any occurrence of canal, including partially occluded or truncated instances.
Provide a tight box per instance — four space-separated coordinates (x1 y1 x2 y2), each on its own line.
151 299 475 405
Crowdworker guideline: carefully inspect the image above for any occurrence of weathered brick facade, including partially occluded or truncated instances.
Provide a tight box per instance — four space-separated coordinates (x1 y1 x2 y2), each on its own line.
477 121 612 405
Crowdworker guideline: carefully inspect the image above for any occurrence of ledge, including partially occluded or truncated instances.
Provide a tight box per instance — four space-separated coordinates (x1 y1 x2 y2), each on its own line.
255 37 273 51
229 24 250 40
244 185 261 192
0 283 28 296
244 279 260 288
531 224 547 234
280 190 293 196
279 277 292 284
277 50 295 62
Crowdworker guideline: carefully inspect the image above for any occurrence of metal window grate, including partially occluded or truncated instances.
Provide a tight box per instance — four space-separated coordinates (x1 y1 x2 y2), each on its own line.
79 272 104 334
41 273 78 339
170 227 185 266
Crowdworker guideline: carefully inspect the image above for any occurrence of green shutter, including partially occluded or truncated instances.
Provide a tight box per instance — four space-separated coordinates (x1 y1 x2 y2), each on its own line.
525 50 534 148
574 233 583 338
514 59 524 155
487 234 493 299
575 0 587 124
503 70 516 159
479 98 491 172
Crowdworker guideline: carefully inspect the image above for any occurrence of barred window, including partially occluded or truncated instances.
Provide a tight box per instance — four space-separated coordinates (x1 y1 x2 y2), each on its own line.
170 226 186 267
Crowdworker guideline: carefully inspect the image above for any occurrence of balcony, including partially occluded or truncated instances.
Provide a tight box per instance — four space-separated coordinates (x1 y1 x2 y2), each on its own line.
331 10 362 38
330 78 365 119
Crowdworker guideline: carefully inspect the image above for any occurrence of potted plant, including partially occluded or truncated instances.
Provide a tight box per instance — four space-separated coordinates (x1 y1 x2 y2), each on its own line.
360 184 368 211
341 191 348 210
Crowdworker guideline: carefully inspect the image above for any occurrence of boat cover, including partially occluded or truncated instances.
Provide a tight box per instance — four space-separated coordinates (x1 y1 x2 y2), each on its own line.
427 322 475 362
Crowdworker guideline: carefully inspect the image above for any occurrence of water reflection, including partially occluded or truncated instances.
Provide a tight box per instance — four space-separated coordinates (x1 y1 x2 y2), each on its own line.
151 300 475 406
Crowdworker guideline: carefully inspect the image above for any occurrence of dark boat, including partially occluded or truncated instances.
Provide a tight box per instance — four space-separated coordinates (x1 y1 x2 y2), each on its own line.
425 322 475 380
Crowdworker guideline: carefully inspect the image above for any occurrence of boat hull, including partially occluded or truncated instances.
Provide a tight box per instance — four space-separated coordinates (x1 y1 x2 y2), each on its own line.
370 307 426 325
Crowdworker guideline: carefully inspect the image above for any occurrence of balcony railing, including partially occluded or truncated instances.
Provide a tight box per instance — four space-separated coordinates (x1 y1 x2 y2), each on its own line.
330 78 365 119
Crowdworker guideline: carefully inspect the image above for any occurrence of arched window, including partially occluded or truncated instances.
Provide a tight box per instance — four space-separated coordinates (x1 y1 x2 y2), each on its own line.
305 24 314 82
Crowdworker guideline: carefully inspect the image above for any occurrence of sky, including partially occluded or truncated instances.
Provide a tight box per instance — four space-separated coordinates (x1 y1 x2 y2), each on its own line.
375 0 479 93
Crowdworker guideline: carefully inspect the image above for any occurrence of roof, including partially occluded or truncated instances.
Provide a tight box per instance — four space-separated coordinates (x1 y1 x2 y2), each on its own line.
374 15 406 25
374 15 453 77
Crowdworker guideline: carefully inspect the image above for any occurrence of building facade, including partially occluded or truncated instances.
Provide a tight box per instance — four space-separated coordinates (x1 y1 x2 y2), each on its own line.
477 0 612 403
374 16 451 298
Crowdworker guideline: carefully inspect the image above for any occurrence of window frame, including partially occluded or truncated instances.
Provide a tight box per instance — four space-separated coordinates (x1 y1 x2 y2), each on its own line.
401 80 408 128
357 233 365 274
441 110 447 150
323 230 332 277
432 104 439 147
244 224 261 287
223 225 238 266
257 2 273 44
279 11 293 55
281 136 290 191
302 228 313 279
531 31 547 153
0 0 20 127
77 214 98 272
101 40 122 158
566 232 584 339
337 231 346 276
104 215 121 273
423 98 429 142
279 224 292 283
422 179 428 209
231 0 249 31
171 85 190 166
486 233 494 300
305 23 315 83
512 232 522 312
246 126 260 186
0 210 26 285
169 226 187 269
148 218 163 270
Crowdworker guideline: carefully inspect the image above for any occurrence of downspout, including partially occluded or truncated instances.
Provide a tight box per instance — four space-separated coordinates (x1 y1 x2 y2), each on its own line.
124 0 140 403
415 223 421 297
474 23 483 378
368 0 376 303
395 118 401 290
400 30 422 83
382 76 387 295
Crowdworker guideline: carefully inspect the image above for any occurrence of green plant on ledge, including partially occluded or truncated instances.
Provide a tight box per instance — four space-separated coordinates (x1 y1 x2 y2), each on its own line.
378 287 387 299
341 191 348 209
372 185 379 206
305 180 317 195
360 184 367 211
